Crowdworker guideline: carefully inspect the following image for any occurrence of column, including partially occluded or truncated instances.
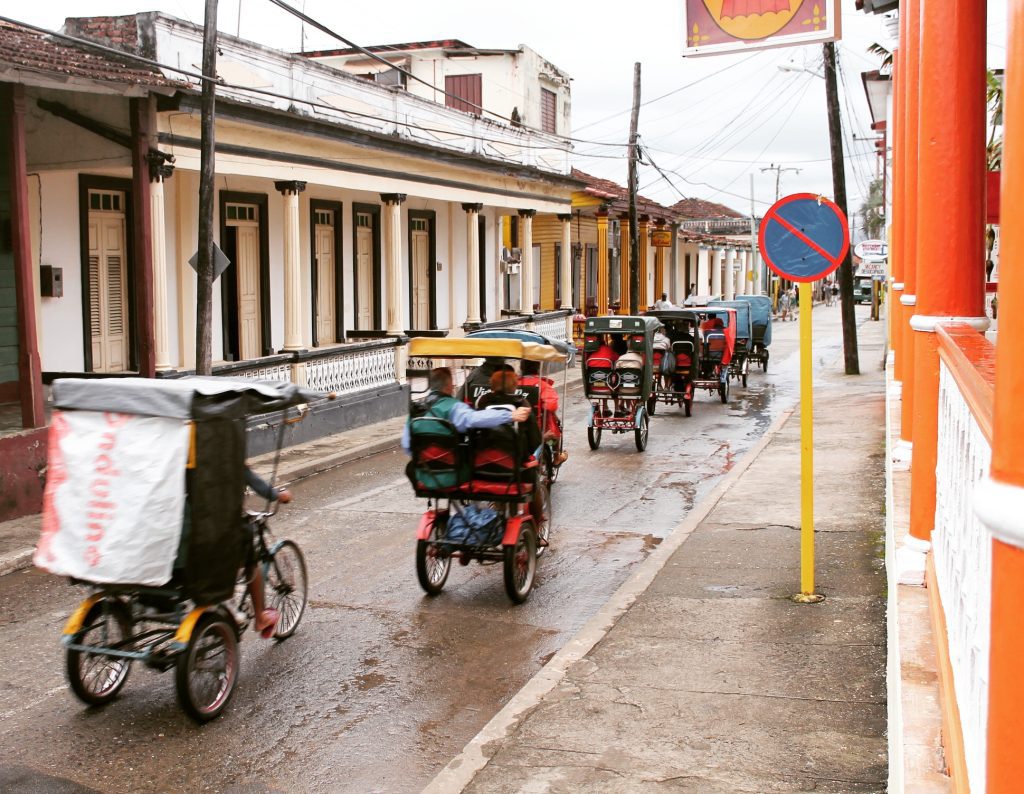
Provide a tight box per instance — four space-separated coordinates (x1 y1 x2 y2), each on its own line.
740 251 750 296
619 213 631 313
560 212 574 340
595 210 609 315
381 193 406 334
980 3 1024 784
898 0 923 450
518 209 536 314
149 158 174 370
277 181 307 351
463 203 483 325
4 85 43 427
495 216 505 316
697 246 710 296
669 222 680 302
129 98 155 378
653 219 666 300
637 216 650 309
711 248 723 297
723 249 735 301
890 45 906 380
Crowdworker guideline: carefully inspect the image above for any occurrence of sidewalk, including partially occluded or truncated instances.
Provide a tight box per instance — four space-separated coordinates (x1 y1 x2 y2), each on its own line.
428 317 890 793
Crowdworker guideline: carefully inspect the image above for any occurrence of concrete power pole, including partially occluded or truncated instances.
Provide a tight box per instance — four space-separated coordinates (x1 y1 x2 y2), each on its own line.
195 0 219 375
823 40 860 375
628 62 641 315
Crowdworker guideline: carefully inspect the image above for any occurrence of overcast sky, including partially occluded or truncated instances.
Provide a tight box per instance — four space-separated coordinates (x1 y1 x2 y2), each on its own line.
9 0 1009 222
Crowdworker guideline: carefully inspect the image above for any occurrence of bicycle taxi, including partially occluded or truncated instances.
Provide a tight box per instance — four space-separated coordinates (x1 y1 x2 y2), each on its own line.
693 306 737 403
35 377 319 722
405 336 566 603
580 315 657 452
709 300 754 388
645 309 702 417
735 294 773 371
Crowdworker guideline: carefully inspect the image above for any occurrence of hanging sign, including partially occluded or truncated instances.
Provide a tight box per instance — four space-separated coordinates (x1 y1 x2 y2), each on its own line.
683 1 842 57
651 229 673 248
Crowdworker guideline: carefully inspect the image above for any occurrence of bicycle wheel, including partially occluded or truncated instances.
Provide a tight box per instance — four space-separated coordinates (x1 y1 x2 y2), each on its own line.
66 597 133 706
266 540 308 639
587 426 602 450
634 410 649 452
416 514 451 596
503 521 537 604
175 613 239 723
533 481 552 558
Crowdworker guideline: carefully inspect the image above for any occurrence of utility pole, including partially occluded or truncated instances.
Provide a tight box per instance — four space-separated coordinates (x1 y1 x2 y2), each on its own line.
627 62 641 315
760 163 801 202
750 173 760 294
823 40 860 375
196 0 218 375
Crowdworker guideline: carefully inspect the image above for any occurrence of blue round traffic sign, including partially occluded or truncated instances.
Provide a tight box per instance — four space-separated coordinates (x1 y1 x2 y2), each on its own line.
758 193 850 283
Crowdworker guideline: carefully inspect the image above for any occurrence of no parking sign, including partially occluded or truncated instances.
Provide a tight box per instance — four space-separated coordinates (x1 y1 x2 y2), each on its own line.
759 193 849 283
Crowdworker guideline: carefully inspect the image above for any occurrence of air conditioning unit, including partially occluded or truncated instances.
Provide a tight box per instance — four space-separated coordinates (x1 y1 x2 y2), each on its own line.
505 262 521 274
501 246 522 264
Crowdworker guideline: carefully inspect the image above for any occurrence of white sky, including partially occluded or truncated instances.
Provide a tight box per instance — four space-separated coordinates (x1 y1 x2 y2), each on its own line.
8 0 1009 221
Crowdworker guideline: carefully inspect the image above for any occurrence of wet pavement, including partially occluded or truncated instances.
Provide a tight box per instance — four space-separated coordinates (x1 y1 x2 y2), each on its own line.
0 304 870 793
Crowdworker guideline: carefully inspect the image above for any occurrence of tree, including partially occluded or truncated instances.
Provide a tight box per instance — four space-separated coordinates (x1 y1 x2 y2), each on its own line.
859 177 885 239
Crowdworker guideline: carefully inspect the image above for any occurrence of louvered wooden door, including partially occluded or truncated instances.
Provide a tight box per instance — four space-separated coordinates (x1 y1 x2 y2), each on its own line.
87 207 129 373
235 223 261 359
315 213 335 344
356 218 373 330
411 222 429 328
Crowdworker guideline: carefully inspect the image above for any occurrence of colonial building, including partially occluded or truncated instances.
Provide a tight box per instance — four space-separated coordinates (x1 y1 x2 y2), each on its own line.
0 13 581 520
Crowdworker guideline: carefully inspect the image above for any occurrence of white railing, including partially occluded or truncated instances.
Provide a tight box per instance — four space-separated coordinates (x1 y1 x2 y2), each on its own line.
933 357 992 794
532 310 571 344
215 360 293 383
303 341 399 395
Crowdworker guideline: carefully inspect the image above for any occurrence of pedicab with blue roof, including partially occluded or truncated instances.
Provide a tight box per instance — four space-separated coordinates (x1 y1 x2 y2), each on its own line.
709 299 754 388
693 306 737 403
735 294 773 372
645 309 703 417
37 377 321 722
405 336 566 603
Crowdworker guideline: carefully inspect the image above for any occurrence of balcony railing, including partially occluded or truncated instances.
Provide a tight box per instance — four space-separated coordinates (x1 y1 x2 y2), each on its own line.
298 339 400 395
932 323 998 794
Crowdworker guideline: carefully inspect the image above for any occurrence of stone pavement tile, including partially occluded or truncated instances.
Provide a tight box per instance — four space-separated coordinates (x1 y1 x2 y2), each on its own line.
470 681 886 794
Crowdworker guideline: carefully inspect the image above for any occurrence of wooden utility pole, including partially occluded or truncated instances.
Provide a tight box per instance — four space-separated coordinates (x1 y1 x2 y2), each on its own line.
823 41 860 375
196 0 219 375
628 62 641 315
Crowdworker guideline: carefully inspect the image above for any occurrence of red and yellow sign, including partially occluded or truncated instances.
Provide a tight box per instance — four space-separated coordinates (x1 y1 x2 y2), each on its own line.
684 1 841 57
651 229 673 248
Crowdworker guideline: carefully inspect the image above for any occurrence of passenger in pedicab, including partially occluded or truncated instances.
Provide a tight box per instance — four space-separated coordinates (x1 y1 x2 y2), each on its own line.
402 367 531 453
518 360 569 465
457 356 508 405
586 334 619 365
475 368 547 526
652 323 676 383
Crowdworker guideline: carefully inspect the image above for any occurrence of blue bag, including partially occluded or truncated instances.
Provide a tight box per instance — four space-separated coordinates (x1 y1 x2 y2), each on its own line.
445 505 503 546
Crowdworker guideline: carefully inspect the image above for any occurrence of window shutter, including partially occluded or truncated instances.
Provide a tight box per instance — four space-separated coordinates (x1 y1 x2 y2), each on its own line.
106 255 125 335
541 88 557 134
89 255 101 337
445 74 482 115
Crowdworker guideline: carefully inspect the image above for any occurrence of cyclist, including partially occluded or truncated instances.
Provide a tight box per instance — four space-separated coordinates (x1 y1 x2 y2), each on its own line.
244 469 292 638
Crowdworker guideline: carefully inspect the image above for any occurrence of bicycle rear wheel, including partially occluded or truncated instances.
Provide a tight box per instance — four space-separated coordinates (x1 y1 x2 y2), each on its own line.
66 597 133 706
266 540 308 640
175 613 239 722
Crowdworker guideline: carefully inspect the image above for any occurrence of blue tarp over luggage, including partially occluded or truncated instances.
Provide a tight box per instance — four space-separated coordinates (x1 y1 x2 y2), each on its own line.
734 295 773 347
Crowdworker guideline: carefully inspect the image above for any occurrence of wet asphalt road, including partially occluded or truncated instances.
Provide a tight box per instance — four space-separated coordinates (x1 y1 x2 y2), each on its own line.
0 305 868 794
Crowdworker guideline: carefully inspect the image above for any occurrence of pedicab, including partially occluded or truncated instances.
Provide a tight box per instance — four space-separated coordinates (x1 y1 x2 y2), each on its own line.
693 307 737 403
405 336 566 603
708 300 754 388
645 310 702 417
36 377 321 722
735 295 773 371
580 315 658 452
464 328 571 486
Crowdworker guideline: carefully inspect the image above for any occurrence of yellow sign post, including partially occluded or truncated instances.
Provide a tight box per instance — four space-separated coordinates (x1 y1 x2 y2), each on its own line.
758 194 850 605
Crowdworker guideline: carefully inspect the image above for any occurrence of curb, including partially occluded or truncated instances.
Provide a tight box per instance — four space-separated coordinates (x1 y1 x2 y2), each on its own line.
0 548 34 578
422 404 798 794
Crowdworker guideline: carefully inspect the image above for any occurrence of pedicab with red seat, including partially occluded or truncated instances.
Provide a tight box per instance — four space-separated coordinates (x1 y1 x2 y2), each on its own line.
580 315 658 452
694 307 737 403
405 337 565 603
645 310 703 416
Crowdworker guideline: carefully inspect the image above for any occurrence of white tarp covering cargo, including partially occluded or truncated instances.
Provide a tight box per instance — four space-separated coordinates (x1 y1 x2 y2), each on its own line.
34 409 190 586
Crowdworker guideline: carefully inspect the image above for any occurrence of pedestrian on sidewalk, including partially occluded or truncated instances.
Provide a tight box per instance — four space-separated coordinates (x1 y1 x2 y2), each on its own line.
778 289 792 321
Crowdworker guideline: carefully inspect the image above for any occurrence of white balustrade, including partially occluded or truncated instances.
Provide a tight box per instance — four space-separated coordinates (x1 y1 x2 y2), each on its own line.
932 360 992 793
533 313 570 344
221 362 293 383
304 343 399 395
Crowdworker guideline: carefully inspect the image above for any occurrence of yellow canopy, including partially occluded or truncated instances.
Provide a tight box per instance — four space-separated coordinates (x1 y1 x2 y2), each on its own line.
407 336 565 362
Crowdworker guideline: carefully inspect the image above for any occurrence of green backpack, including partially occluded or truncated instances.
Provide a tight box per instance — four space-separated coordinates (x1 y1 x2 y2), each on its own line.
406 394 468 492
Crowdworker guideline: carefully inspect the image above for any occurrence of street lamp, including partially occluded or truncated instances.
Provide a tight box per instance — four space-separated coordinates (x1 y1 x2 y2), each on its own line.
777 44 860 375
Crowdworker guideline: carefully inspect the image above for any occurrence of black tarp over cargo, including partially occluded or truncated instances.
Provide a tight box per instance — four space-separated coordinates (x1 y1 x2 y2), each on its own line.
52 377 320 604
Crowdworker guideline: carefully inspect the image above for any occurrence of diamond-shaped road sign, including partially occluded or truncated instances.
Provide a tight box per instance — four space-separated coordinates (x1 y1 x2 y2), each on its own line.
188 243 231 280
